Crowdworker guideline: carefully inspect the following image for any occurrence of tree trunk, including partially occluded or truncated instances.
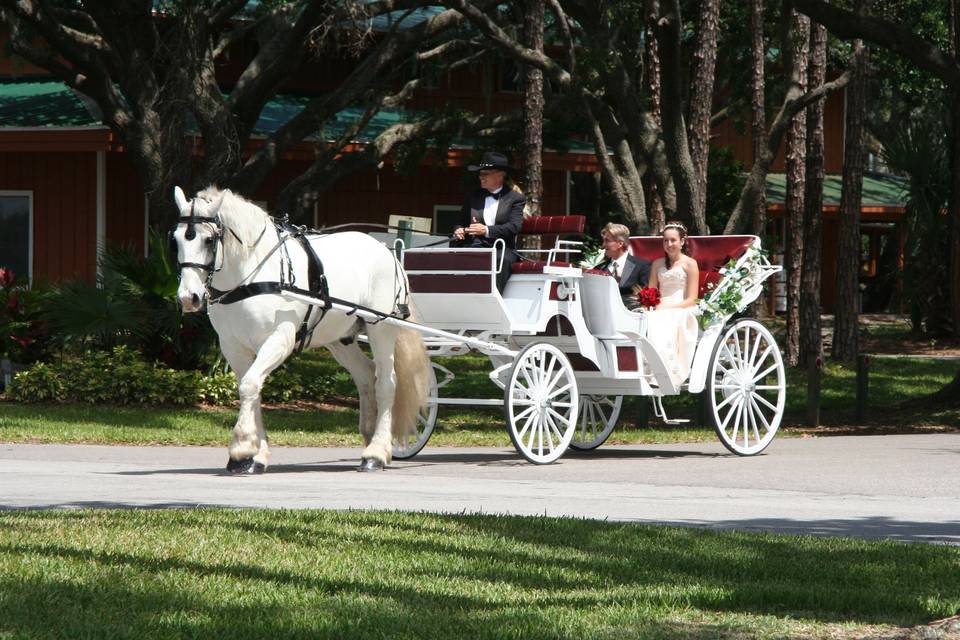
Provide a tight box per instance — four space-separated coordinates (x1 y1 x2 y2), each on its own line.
832 3 869 364
522 0 545 218
785 11 810 367
655 0 702 232
645 9 666 232
687 0 721 233
799 22 827 370
950 0 960 343
750 0 768 238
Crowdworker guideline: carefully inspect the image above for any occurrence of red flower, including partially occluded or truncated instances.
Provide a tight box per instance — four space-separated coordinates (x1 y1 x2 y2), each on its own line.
635 286 661 310
0 269 13 289
6 292 19 311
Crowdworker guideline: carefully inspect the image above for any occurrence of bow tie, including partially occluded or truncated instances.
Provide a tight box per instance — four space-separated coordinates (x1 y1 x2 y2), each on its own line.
484 189 503 200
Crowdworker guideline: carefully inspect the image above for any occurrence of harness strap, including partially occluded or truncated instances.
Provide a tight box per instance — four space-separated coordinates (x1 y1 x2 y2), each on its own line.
210 224 330 351
285 225 329 352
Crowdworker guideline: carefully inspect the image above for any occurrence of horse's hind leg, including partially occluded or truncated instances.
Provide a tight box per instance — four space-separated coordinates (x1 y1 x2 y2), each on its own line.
359 324 401 471
224 324 296 474
326 341 376 445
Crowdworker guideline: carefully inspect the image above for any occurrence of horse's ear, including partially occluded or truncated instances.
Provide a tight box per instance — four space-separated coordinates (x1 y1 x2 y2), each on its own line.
174 186 188 213
211 189 227 214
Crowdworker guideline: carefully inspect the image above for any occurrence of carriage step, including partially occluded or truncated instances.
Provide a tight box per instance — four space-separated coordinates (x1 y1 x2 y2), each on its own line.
651 396 690 425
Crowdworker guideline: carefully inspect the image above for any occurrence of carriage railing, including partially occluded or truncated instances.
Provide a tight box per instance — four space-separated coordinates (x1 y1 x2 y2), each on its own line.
514 239 584 267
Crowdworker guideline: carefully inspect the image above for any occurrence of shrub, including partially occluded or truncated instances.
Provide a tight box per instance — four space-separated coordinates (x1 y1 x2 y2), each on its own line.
198 370 237 405
8 363 64 402
7 347 338 406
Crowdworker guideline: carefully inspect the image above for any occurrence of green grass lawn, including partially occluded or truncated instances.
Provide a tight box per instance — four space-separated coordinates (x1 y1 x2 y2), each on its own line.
0 509 956 639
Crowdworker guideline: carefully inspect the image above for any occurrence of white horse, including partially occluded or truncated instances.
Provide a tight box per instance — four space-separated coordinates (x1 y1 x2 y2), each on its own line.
171 186 431 473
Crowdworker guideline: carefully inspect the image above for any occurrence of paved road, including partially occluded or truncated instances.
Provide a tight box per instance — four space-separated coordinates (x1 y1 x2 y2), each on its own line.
2 434 958 544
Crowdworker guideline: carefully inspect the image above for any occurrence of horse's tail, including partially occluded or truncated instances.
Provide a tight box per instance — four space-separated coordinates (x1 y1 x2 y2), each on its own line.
391 323 431 441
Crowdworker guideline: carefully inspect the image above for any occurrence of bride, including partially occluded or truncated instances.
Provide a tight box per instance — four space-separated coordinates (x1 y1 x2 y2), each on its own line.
644 221 700 385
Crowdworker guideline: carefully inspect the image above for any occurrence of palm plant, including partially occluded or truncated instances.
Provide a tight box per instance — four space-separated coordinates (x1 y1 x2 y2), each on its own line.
44 231 217 369
880 115 952 335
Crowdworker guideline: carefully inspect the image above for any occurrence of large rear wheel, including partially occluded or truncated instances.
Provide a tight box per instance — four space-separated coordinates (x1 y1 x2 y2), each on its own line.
706 319 785 455
569 395 622 451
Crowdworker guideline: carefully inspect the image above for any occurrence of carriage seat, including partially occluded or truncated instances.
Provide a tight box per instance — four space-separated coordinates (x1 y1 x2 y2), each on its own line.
510 214 586 274
627 235 757 297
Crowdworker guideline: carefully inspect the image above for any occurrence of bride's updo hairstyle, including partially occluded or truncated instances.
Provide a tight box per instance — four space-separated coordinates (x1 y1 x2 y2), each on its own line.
662 220 689 268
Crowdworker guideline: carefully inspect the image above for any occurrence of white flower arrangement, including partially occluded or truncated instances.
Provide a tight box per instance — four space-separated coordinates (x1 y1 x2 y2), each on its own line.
698 246 774 328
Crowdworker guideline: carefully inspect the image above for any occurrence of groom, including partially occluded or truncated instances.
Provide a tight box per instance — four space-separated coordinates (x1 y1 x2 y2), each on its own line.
594 222 651 310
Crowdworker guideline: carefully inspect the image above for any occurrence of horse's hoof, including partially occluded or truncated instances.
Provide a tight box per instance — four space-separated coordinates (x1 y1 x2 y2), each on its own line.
358 457 385 472
226 458 266 475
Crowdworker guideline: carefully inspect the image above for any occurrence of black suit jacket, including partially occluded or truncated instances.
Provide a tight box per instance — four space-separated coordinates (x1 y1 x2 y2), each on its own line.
595 254 652 296
456 188 525 251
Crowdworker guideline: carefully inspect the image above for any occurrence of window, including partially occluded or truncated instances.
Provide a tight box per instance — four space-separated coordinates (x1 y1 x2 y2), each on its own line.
433 205 462 235
0 192 32 283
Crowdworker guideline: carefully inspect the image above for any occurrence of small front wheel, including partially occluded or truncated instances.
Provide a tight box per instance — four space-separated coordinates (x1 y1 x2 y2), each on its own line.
505 343 579 464
569 395 622 451
706 319 785 455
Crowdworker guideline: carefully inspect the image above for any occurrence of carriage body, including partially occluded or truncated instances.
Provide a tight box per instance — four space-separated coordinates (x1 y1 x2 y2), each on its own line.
398 215 785 463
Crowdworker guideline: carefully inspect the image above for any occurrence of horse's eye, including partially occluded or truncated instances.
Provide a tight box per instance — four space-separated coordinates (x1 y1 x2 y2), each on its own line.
204 237 215 245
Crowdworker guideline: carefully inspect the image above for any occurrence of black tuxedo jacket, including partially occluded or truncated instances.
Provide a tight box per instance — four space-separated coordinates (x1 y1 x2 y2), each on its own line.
457 188 525 251
595 254 652 295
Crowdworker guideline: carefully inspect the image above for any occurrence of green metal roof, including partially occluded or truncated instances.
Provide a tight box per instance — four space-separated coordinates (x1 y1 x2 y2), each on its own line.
765 172 909 208
0 80 100 127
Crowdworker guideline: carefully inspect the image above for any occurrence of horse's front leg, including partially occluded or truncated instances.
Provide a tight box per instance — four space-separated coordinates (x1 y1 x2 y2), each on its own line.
227 322 296 475
359 325 400 471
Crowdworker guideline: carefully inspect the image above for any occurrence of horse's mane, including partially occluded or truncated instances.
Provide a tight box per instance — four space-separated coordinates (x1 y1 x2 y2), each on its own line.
197 186 273 260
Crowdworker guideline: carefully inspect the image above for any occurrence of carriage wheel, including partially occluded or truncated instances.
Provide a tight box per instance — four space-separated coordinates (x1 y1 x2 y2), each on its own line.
569 395 623 451
505 343 579 464
706 319 785 456
392 363 439 460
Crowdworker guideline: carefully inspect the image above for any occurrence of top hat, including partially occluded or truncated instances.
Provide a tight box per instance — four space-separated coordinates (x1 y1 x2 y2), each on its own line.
467 151 513 173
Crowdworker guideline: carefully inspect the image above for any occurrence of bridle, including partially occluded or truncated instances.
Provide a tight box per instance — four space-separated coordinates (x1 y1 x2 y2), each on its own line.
170 198 266 295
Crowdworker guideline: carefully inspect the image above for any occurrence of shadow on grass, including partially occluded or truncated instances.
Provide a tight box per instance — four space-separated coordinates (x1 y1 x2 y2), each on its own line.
1 509 957 638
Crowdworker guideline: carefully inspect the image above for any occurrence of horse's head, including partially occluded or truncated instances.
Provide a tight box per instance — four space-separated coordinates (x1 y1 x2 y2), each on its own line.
171 186 226 312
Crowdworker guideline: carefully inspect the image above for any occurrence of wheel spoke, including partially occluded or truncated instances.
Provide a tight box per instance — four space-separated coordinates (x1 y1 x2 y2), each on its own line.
511 405 536 422
713 388 740 412
718 393 742 432
749 394 772 432
728 397 743 444
547 382 573 399
752 392 777 413
516 410 536 442
750 345 775 377
748 331 763 370
752 362 779 383
545 412 564 446
546 406 573 429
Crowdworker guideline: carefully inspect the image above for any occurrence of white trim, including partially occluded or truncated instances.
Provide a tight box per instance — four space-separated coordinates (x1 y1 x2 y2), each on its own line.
96 151 106 277
0 190 34 284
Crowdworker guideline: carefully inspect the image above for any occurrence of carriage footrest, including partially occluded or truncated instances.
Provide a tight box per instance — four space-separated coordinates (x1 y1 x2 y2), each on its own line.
652 396 690 425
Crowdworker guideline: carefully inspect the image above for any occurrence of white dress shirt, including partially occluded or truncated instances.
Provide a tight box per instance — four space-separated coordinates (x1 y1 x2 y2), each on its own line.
609 254 627 278
482 187 503 234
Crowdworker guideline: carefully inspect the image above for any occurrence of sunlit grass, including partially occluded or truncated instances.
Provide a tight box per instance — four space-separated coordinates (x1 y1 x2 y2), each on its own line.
0 509 956 639
1 345 956 448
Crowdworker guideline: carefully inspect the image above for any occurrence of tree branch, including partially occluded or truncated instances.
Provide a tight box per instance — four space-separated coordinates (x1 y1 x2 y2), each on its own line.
793 0 960 87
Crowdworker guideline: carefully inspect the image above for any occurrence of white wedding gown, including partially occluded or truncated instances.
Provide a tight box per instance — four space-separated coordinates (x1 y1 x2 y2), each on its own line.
645 264 699 386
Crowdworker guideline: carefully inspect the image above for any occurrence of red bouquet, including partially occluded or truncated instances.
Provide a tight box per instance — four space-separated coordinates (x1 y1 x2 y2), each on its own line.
634 286 661 310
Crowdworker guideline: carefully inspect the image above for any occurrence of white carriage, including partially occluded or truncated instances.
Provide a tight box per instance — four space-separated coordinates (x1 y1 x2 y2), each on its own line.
392 215 785 464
